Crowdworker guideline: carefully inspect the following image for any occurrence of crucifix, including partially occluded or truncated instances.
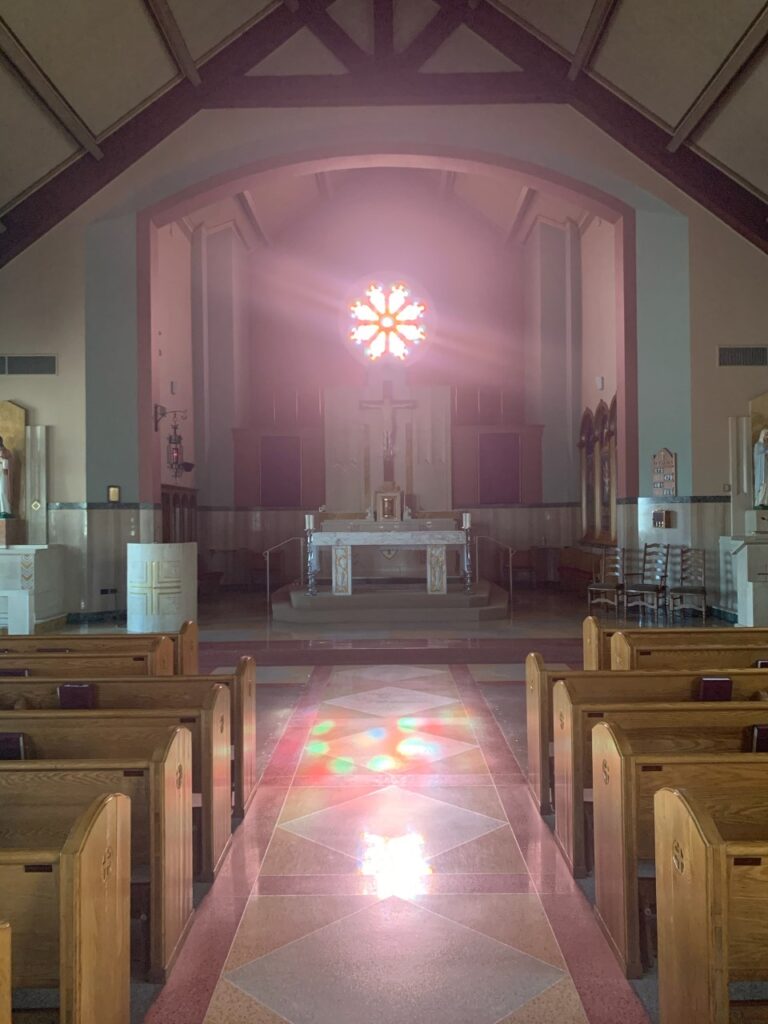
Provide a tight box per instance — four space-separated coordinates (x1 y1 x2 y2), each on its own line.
360 380 416 482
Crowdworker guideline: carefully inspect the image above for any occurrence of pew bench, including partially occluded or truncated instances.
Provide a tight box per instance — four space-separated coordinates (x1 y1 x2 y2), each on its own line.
524 653 768 814
0 621 198 676
611 632 768 671
591 721 768 978
0 639 175 678
0 726 192 982
0 656 256 819
582 615 768 671
552 682 768 877
0 793 130 1024
0 689 231 881
655 787 768 1024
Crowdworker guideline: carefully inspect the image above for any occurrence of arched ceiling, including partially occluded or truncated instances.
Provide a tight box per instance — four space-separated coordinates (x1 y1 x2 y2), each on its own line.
0 0 766 267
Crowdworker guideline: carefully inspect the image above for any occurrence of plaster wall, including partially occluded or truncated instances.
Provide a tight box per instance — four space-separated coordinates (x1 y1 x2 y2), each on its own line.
580 217 617 412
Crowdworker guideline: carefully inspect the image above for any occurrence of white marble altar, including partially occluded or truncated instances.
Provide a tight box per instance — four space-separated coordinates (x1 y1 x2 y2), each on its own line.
0 545 66 631
127 541 197 632
310 530 467 596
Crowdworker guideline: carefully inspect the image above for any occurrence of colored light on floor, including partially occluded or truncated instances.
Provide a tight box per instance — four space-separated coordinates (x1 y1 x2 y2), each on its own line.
367 754 398 772
396 736 437 759
366 726 387 740
312 720 334 735
397 716 421 731
329 756 355 774
306 740 330 756
359 831 432 899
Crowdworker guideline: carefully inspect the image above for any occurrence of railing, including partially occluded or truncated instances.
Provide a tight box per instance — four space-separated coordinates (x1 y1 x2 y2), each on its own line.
474 535 516 611
263 536 305 616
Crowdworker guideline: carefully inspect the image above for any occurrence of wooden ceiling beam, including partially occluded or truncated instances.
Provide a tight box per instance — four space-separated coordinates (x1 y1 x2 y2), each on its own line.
297 1 371 72
236 191 270 246
667 6 768 152
373 0 394 62
397 2 466 70
0 17 103 159
144 0 201 86
506 185 536 243
206 71 565 106
568 0 618 81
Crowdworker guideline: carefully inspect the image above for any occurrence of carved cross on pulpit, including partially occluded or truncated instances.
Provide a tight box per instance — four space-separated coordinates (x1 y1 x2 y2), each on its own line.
360 380 416 481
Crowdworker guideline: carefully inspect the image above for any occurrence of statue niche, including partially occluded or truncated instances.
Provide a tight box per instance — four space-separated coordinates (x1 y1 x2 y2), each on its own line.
579 398 617 545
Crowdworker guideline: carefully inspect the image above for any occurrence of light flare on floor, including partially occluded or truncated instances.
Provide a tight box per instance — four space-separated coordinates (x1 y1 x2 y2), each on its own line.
359 831 432 899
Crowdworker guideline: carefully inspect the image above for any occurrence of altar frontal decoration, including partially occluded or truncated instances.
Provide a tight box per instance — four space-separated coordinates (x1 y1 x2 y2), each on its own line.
349 281 425 361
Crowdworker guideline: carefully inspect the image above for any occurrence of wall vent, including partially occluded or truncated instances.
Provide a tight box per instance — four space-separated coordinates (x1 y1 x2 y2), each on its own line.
0 355 57 375
718 346 768 367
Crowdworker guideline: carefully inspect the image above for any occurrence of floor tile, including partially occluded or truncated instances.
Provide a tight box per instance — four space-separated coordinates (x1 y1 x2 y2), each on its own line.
324 685 460 718
498 977 588 1022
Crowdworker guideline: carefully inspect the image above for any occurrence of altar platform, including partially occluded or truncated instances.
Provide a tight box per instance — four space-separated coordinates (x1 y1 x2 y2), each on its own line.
271 577 509 624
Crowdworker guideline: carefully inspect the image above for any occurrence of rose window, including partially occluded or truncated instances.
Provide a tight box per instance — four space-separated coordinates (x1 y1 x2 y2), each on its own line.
349 282 426 361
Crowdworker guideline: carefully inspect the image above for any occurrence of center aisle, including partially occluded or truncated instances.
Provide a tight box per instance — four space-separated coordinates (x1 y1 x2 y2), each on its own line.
145 665 650 1024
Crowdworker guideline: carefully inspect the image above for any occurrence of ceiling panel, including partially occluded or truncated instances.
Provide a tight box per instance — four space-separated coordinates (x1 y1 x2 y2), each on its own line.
247 26 347 75
454 173 525 233
696 54 768 198
393 0 438 52
496 0 593 54
421 24 521 73
0 61 79 210
248 174 319 239
0 0 178 135
329 0 374 54
167 0 274 61
592 0 765 127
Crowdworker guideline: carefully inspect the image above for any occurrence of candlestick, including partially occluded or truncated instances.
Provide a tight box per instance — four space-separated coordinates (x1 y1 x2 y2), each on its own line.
305 513 315 530
462 512 472 529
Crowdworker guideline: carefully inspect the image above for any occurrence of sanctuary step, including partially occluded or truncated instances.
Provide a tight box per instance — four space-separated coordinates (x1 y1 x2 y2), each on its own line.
271 578 509 623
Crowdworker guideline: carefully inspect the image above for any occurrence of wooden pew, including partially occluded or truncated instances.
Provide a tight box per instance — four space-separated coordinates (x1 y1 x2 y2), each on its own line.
611 631 768 671
655 787 768 1024
552 681 768 877
524 654 768 814
0 638 175 678
0 655 257 818
0 793 130 1024
0 921 9 1024
582 615 768 671
0 621 197 675
0 688 231 881
0 726 192 981
591 721 768 978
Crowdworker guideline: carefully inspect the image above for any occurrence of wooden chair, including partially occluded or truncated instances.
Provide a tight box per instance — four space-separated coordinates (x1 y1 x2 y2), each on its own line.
667 547 707 623
587 548 624 617
623 543 670 622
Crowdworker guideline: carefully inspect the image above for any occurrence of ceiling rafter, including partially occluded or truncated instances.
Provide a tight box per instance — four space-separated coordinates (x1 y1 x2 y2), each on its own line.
373 0 394 62
296 0 370 72
667 5 768 153
144 0 201 86
0 16 103 159
236 191 270 246
568 0 618 81
206 71 564 106
434 0 767 253
397 1 466 70
506 185 536 243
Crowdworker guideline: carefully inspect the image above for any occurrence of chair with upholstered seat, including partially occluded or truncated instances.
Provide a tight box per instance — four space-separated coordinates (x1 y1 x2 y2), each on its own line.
587 548 625 618
667 547 707 623
624 543 669 622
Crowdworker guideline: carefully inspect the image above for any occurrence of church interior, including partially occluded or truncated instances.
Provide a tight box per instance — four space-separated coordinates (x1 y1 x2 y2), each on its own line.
1 1 768 1022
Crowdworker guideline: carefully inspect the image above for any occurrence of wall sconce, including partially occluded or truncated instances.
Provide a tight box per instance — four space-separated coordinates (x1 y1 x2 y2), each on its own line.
154 405 194 478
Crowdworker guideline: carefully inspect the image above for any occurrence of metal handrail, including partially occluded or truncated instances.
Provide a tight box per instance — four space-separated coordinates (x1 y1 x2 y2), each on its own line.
474 534 517 607
264 536 306 615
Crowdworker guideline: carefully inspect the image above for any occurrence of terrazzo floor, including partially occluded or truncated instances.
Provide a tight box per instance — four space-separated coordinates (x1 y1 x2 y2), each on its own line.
142 659 651 1024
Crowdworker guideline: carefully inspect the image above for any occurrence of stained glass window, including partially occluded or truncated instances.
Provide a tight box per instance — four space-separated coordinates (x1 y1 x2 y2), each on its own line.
349 281 426 361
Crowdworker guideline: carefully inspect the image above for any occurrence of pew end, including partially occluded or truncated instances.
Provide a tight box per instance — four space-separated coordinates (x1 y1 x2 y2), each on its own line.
178 621 199 675
525 653 552 813
0 921 9 1024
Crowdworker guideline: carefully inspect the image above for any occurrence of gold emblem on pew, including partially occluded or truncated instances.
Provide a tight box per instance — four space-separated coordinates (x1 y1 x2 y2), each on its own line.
176 763 184 790
101 846 113 884
602 758 610 785
672 839 685 875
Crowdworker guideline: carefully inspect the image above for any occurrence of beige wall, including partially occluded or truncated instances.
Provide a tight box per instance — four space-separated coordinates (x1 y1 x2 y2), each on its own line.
580 217 617 414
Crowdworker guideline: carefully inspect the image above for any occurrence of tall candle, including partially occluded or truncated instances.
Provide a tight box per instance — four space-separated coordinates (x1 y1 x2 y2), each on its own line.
462 512 472 529
305 513 315 530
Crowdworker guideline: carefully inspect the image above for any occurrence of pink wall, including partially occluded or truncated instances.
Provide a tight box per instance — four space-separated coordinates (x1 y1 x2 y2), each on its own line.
247 170 524 409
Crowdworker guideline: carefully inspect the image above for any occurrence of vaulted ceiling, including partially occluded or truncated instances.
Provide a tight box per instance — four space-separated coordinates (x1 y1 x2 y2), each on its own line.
1 0 766 268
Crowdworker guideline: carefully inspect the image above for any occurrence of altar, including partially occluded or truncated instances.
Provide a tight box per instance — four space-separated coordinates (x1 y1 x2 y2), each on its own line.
310 525 469 596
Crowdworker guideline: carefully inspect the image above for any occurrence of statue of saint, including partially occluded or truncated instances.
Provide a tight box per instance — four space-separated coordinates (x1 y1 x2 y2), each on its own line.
0 436 13 518
754 427 768 508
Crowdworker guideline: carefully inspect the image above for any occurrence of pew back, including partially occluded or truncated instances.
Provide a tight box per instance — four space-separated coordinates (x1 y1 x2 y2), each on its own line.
582 616 768 670
655 787 768 1024
0 638 174 677
592 721 768 977
0 793 130 1024
611 631 768 671
0 621 198 675
552 680 768 877
0 727 192 980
